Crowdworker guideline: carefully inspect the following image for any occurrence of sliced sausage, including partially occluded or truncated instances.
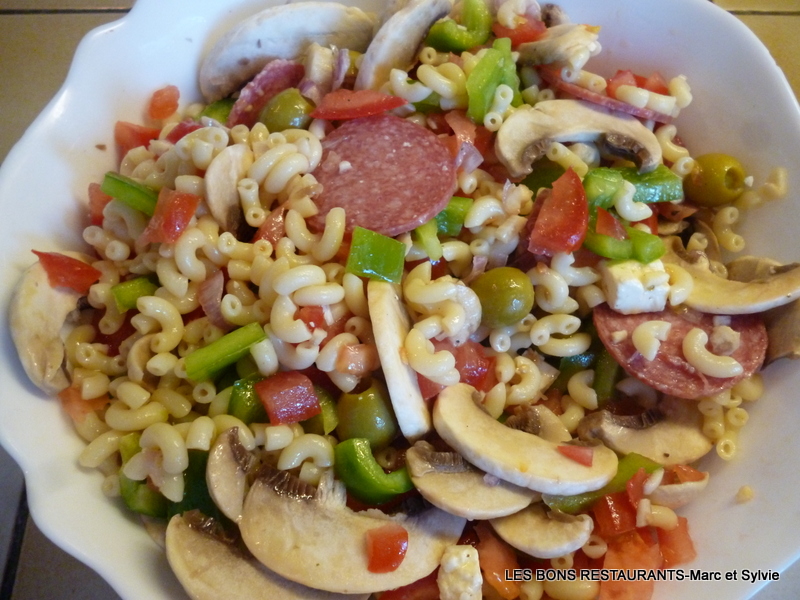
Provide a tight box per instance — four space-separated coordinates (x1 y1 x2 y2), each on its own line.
593 303 767 399
309 114 457 236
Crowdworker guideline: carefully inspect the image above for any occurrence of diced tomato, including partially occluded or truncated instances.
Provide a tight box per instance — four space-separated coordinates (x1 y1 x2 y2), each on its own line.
417 373 445 401
661 464 706 485
608 70 669 99
148 85 180 120
528 168 589 256
600 529 662 600
379 570 440 600
295 305 349 347
310 89 407 120
640 71 670 95
138 188 201 245
606 70 639 100
366 523 409 573
417 338 496 401
57 385 110 424
657 516 697 568
491 16 547 47
114 121 161 158
165 119 203 144
593 491 638 540
474 522 520 600
633 211 659 234
32 250 101 295
252 206 287 245
556 444 594 467
92 311 136 356
626 467 649 508
595 207 628 240
472 125 495 156
88 182 113 226
444 109 477 145
254 371 321 424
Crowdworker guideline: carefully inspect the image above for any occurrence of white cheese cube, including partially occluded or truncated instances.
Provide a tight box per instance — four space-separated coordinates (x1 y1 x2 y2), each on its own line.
598 259 670 315
437 544 482 600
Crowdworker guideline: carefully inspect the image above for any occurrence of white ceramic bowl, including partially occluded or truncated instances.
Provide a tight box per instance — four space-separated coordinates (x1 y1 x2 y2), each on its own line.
0 0 798 598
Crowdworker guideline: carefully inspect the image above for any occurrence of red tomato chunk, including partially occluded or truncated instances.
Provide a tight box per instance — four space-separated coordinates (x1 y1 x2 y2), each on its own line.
555 444 594 467
148 84 180 120
366 523 409 573
114 121 160 159
33 250 101 295
593 491 637 540
310 89 407 120
138 188 201 245
528 168 588 256
254 371 321 424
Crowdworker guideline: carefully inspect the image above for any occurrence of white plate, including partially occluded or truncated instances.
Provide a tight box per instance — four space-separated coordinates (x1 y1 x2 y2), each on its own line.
0 0 798 598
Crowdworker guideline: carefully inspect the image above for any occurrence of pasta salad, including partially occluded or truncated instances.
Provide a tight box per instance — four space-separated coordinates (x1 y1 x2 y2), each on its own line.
8 0 796 599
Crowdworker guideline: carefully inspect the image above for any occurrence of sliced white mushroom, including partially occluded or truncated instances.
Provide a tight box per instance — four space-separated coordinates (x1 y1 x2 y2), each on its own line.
204 143 254 236
9 253 91 394
662 236 800 315
239 468 465 594
577 395 712 466
206 427 256 523
495 99 662 179
727 255 800 364
405 441 539 519
368 280 431 441
200 2 378 102
433 383 618 495
505 403 572 443
490 503 593 559
166 513 369 600
648 471 710 509
354 0 453 91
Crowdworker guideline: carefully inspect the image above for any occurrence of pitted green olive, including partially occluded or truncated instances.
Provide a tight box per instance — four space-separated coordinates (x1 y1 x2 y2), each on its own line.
470 266 534 328
683 153 747 207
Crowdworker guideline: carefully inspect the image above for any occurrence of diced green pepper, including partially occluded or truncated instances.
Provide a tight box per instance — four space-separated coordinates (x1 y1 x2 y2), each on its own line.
465 47 505 124
626 226 666 263
229 374 268 425
336 380 399 450
345 226 406 284
302 386 339 436
582 230 634 260
199 97 235 124
167 450 226 521
334 438 413 505
413 219 443 261
110 276 158 312
100 172 158 217
542 452 662 514
184 322 267 382
425 0 492 53
118 432 169 518
593 347 621 407
551 348 599 393
258 87 314 132
413 91 442 114
584 168 625 209
435 196 474 237
492 37 523 107
521 159 565 193
616 164 684 204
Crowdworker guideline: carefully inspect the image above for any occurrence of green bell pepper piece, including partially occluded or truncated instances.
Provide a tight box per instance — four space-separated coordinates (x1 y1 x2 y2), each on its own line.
582 230 634 260
584 168 625 209
593 347 621 407
229 374 268 425
626 226 666 263
466 47 505 124
521 159 565 193
616 164 684 204
551 348 599 393
303 386 339 436
435 196 474 237
345 226 406 284
543 452 662 514
100 172 158 217
199 97 235 124
413 91 442 114
110 276 159 312
492 37 523 107
413 218 443 261
425 0 492 53
167 450 226 521
184 322 267 382
118 433 169 518
334 438 413 505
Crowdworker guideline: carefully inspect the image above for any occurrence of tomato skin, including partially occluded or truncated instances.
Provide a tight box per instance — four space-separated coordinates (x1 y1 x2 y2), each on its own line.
595 206 627 240
528 168 589 256
32 250 101 295
599 529 662 600
148 85 180 120
252 206 286 245
165 119 203 144
138 188 201 245
606 70 638 100
379 570 440 600
657 516 697 568
593 491 638 540
491 16 547 47
417 339 497 400
366 523 409 573
310 89 407 120
254 371 321 424
474 522 521 599
625 467 649 508
88 182 113 226
58 385 110 424
114 121 160 158
556 444 594 467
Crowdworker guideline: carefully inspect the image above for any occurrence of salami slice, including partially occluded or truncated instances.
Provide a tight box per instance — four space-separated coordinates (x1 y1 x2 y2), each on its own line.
309 114 457 237
593 303 767 399
226 59 304 128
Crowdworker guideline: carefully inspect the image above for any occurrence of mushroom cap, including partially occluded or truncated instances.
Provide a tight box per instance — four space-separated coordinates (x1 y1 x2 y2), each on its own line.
238 468 465 594
206 428 255 523
494 99 662 179
9 253 91 395
577 396 712 466
433 383 618 495
354 0 454 91
662 236 800 314
405 441 539 519
166 513 369 600
199 2 378 102
489 503 593 559
204 144 254 236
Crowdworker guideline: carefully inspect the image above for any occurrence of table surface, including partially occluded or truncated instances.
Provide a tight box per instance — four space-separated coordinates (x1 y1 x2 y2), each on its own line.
1 1 799 598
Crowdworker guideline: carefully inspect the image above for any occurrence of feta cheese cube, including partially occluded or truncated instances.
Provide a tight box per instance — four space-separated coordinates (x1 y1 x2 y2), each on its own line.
598 259 670 315
437 544 482 600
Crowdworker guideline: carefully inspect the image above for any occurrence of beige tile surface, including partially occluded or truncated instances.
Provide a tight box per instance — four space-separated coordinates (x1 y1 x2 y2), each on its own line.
0 0 131 9
737 14 800 98
715 0 800 11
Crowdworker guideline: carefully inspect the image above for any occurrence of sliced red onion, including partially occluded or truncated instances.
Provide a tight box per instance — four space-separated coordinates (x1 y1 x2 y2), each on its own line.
198 269 231 331
331 47 350 91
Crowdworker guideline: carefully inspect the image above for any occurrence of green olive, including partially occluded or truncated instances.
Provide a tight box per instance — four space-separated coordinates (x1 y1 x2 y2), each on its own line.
470 266 535 329
257 87 314 132
683 153 747 207
335 380 398 450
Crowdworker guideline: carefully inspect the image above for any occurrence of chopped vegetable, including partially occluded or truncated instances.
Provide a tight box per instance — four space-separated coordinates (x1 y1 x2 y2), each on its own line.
413 218 443 261
310 88 406 120
583 230 634 260
626 225 666 263
110 276 159 312
584 168 624 209
593 490 637 539
148 84 180 120
465 47 505 124
345 226 406 284
167 449 227 522
138 188 201 245
616 164 684 204
528 168 589 256
228 374 268 425
333 437 413 505
198 97 235 123
425 0 492 52
365 523 409 573
100 171 159 217
302 386 339 435
87 182 112 226
491 16 547 47
556 444 594 466
253 371 320 424
657 516 697 567
435 196 474 237
600 529 662 599
118 432 169 518
592 346 621 407
32 250 101 295
184 322 267 382
474 522 520 600
113 121 160 158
